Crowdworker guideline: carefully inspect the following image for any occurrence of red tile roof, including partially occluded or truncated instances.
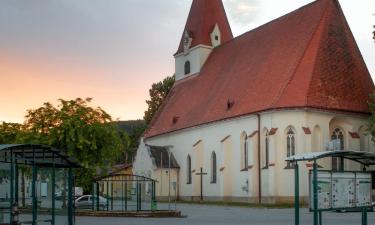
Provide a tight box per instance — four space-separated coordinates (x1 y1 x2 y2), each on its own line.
144 0 374 138
175 0 233 55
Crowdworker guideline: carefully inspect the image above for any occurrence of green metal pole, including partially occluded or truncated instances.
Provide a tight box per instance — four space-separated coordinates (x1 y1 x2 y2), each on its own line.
91 183 94 211
15 164 19 203
96 183 99 211
121 178 124 212
111 182 113 211
32 163 37 225
294 162 299 225
52 162 55 225
125 181 128 211
362 208 367 225
68 168 73 225
313 160 318 225
106 181 109 211
139 182 142 211
136 180 139 212
9 154 14 225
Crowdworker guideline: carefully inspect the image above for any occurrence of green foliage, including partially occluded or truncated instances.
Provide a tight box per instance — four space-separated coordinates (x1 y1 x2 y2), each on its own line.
0 122 24 144
144 75 175 125
0 98 128 191
116 120 146 163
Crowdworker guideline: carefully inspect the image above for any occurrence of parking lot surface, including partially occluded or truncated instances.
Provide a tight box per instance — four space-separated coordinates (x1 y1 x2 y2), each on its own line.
76 203 375 225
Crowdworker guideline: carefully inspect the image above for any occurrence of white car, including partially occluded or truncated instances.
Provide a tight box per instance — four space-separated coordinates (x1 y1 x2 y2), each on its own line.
74 195 107 210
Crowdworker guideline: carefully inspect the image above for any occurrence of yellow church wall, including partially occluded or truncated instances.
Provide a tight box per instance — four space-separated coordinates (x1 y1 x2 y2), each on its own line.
139 109 373 204
152 168 179 200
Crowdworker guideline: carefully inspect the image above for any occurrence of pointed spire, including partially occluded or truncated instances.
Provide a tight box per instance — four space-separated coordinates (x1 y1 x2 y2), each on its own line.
175 0 233 55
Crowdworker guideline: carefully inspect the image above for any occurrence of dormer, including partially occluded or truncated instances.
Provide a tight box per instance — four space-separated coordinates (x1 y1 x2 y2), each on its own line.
174 0 233 81
210 24 222 47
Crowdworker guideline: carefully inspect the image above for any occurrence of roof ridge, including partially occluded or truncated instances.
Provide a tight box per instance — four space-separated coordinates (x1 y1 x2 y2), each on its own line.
211 0 321 52
271 0 330 107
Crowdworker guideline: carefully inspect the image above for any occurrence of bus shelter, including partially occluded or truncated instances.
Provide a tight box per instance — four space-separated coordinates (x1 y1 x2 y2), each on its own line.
0 144 80 225
286 150 375 225
92 174 156 212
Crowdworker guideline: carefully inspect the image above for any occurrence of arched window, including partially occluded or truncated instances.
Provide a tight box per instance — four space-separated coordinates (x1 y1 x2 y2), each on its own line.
186 155 192 184
241 132 249 170
286 127 296 168
244 135 249 169
359 126 369 152
184 61 191 75
211 151 217 183
264 130 269 169
331 128 344 171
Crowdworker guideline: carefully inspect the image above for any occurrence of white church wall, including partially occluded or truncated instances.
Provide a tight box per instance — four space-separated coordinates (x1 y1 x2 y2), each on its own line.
140 109 372 203
133 138 154 178
175 45 213 81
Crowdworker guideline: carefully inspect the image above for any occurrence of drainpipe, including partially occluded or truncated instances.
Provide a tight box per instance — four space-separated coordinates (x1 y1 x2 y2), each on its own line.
257 114 262 204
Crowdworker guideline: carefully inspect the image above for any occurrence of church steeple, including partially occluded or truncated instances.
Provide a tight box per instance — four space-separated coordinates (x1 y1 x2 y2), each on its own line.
176 0 233 55
174 0 233 80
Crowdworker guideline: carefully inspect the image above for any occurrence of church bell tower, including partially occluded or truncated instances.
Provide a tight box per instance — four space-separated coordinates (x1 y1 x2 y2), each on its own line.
174 0 233 81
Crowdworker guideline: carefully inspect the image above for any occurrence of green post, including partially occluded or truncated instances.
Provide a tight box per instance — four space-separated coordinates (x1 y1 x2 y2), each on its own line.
91 183 95 211
111 182 113 211
9 154 14 225
362 208 367 225
32 163 37 225
68 168 73 225
294 162 299 225
125 181 128 211
52 162 56 225
15 164 19 203
313 160 318 225
136 180 139 211
96 183 99 211
106 181 109 211
121 179 124 212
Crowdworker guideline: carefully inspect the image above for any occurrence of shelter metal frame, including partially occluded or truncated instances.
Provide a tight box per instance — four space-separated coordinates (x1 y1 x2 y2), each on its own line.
286 150 375 225
0 144 80 225
92 174 156 212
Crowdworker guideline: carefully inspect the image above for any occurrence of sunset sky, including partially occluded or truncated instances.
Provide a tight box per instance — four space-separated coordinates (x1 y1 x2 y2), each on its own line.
0 0 374 123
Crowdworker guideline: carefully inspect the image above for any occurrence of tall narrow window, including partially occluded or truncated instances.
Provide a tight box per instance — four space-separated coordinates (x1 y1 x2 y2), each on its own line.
264 131 269 169
187 155 192 184
184 61 191 75
244 136 248 169
211 152 217 183
331 128 344 171
286 127 296 168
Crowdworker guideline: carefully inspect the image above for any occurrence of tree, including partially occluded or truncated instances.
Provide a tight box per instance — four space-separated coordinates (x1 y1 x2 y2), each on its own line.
0 122 23 144
20 98 127 191
144 76 175 124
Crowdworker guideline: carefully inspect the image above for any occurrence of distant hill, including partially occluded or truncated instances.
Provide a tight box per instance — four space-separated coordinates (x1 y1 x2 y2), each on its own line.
116 120 146 134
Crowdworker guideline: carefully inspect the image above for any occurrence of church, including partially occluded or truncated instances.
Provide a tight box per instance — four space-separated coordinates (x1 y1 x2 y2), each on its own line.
133 0 375 203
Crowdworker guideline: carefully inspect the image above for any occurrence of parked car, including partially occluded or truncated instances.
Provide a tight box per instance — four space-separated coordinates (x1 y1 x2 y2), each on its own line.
55 187 83 200
74 195 107 210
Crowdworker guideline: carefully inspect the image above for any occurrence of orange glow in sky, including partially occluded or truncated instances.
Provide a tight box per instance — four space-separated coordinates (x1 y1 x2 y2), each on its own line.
0 0 373 123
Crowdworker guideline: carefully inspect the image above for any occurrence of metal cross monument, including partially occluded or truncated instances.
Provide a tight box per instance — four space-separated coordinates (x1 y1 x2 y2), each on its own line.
195 167 207 201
